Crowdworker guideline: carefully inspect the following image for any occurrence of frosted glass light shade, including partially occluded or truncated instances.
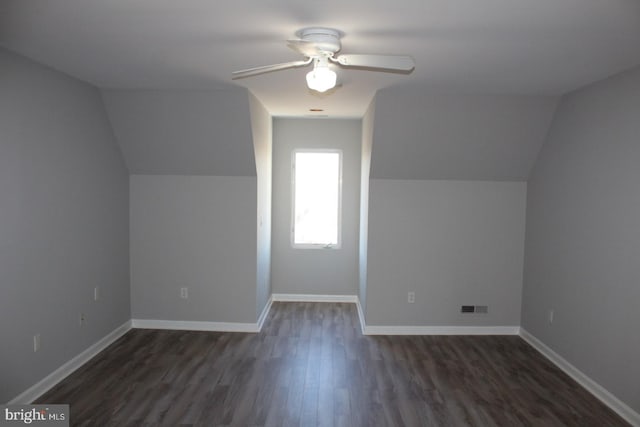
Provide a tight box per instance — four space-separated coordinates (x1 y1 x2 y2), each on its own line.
306 66 337 92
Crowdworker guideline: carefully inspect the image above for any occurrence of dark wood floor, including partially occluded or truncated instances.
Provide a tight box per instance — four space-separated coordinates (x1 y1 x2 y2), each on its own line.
37 302 628 426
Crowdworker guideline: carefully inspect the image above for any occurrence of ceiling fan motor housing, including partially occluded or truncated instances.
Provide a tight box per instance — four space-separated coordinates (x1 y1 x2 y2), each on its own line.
297 27 342 54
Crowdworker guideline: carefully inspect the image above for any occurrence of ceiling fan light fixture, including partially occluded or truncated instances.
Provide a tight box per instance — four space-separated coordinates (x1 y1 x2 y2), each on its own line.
306 60 336 93
232 27 416 95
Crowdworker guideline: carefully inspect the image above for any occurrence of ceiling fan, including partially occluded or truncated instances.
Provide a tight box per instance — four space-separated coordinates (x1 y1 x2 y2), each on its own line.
232 27 415 93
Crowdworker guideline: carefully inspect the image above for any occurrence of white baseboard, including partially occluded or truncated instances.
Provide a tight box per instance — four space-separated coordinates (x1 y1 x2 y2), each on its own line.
520 328 640 426
271 293 358 303
363 325 520 336
9 320 132 404
131 319 259 333
273 295 518 337
256 296 273 331
132 296 274 334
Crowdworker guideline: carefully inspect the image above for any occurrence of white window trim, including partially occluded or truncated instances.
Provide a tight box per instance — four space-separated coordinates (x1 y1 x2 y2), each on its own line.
291 149 343 250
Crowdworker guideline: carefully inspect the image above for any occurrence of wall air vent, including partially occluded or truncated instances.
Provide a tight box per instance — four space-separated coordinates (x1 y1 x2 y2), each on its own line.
461 305 489 314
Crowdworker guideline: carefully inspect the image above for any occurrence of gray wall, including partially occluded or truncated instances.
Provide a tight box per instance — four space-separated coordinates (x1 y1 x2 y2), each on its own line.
366 180 526 326
522 66 640 413
271 118 361 296
0 49 130 403
130 175 258 323
105 88 262 323
371 90 558 181
102 89 256 176
359 100 375 312
249 94 272 317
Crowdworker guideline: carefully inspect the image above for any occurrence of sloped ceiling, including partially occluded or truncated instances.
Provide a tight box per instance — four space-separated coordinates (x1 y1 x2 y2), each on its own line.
2 1 640 179
371 90 559 180
102 89 256 176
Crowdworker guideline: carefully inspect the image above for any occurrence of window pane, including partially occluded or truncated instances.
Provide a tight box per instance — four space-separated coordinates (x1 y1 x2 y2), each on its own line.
293 151 341 246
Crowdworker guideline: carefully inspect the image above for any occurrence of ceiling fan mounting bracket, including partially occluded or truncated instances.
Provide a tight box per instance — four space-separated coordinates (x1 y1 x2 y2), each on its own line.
295 27 342 54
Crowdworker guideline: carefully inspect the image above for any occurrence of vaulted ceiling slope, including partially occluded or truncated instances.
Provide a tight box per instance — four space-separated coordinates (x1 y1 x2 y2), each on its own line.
2 0 640 117
3 1 640 179
103 86 559 180
370 90 559 181
102 89 256 176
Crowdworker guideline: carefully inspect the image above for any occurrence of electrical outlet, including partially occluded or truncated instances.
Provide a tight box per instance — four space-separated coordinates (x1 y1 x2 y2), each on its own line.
548 309 554 324
79 312 87 327
33 334 40 352
407 291 415 304
94 286 99 301
180 287 188 299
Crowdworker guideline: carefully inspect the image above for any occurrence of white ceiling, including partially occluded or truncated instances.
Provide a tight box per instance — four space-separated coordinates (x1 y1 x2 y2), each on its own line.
2 0 640 117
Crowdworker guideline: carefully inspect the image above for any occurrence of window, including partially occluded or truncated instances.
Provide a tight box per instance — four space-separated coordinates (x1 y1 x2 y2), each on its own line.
292 150 342 248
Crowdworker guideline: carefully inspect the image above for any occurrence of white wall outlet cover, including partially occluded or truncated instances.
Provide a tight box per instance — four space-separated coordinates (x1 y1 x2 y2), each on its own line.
33 334 40 352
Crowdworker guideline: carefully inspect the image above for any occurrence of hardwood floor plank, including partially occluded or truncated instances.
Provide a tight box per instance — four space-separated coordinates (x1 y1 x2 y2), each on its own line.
333 387 351 427
299 386 319 427
283 350 306 425
315 385 333 427
36 302 631 426
263 386 288 427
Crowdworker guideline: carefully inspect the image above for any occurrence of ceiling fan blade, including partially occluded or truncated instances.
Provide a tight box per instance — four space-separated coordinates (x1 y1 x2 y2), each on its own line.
232 59 312 79
334 54 415 71
286 39 322 57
